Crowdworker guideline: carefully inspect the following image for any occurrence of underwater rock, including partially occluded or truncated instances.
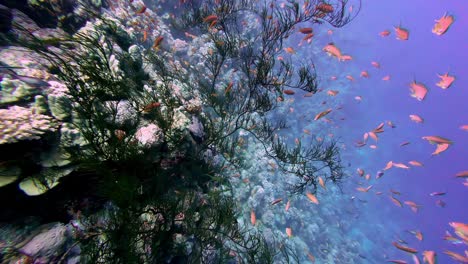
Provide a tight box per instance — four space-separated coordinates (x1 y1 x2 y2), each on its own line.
0 105 58 144
47 93 72 121
135 123 164 148
60 122 87 147
104 100 138 127
0 4 12 33
0 76 41 104
19 222 67 259
188 116 204 143
33 95 48 114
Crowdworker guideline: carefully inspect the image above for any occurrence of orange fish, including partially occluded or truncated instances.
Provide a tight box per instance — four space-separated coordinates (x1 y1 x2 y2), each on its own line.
387 121 396 128
271 198 283 205
306 192 319 204
392 241 418 253
394 25 410 40
142 30 148 42
323 43 342 59
436 73 455 89
360 71 369 78
250 209 256 225
153 36 164 50
286 227 293 237
340 55 353 61
327 90 339 96
390 196 402 207
284 89 295 95
299 27 313 34
409 114 424 123
432 13 455 36
356 185 373 192
346 75 354 81
400 141 410 147
432 143 450 155
285 200 291 211
368 131 378 141
411 230 423 241
408 161 423 167
371 61 380 68
284 47 296 54
314 108 332 121
404 201 421 213
393 163 410 169
383 161 393 170
379 30 391 37
355 96 362 102
443 250 468 263
382 75 391 81
412 255 421 264
423 251 437 264
318 176 326 190
307 252 316 262
460 125 468 131
422 136 452 145
409 81 428 101
316 3 334 13
203 14 218 24
455 171 468 178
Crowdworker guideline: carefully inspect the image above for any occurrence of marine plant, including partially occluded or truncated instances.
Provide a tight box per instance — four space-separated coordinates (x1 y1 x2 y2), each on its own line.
1 0 359 262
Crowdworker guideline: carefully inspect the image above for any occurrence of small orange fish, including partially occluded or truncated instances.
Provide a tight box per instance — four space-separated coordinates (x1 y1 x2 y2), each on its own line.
443 250 468 263
271 198 283 205
392 241 418 253
327 90 339 96
285 200 291 211
383 161 393 170
314 108 332 121
408 160 423 167
323 43 342 59
203 14 218 23
371 61 380 68
379 30 391 37
306 192 319 204
142 30 148 42
299 27 313 34
455 171 468 178
307 252 316 262
356 185 373 192
422 251 436 264
460 125 468 131
354 96 362 102
394 25 410 40
382 75 391 81
318 176 326 190
393 163 410 169
250 209 256 225
360 71 369 78
422 136 452 144
284 47 296 54
390 196 402 207
142 102 161 112
409 114 424 123
316 3 334 13
436 73 455 89
153 36 164 50
286 227 293 237
114 129 126 141
357 168 365 177
368 131 378 141
404 201 421 213
432 143 450 155
432 13 455 36
409 81 428 101
283 89 295 95
340 54 353 61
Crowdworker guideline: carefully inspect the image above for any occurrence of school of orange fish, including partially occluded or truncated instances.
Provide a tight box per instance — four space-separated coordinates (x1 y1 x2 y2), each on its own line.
109 0 466 262
251 6 467 264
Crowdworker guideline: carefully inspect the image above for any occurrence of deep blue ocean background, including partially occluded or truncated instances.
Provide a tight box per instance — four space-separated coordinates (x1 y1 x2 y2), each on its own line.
295 0 468 262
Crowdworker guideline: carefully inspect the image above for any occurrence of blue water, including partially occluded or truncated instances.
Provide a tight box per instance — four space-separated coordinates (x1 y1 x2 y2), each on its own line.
304 0 468 262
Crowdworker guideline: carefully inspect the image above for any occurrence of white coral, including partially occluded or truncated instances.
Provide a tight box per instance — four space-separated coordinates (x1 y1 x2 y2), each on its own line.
0 106 58 144
135 123 164 147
